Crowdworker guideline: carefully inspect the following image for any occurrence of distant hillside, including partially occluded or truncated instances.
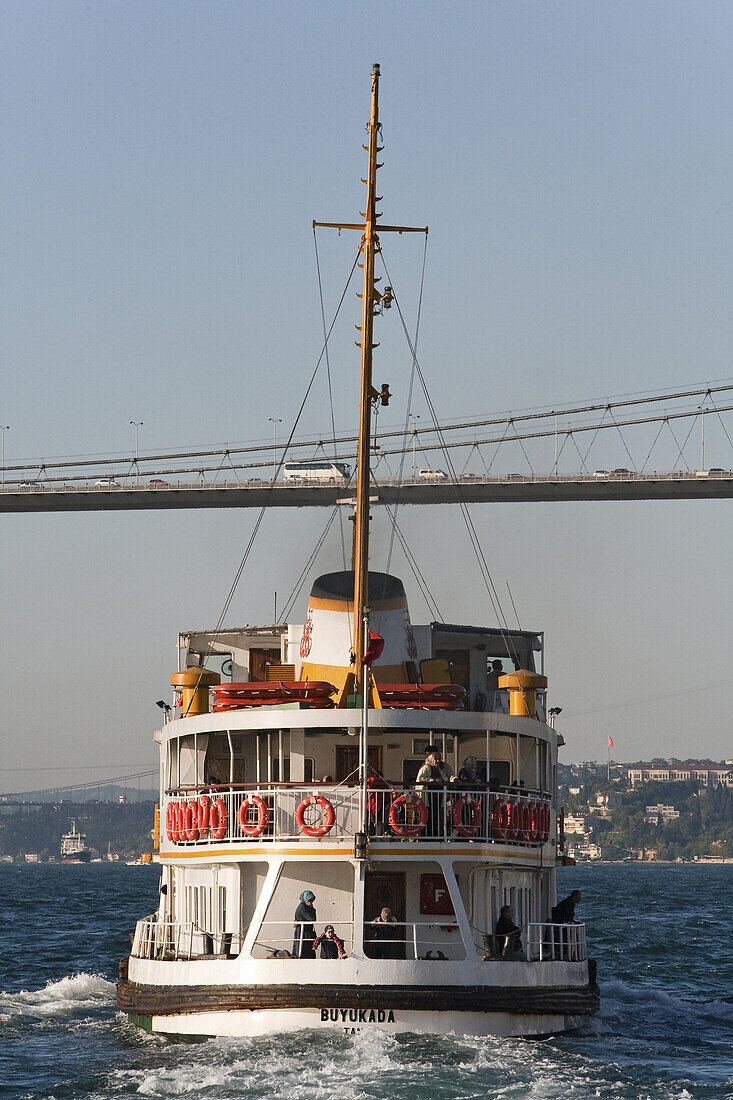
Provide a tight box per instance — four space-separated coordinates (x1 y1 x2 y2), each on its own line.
1 784 158 804
0 801 157 860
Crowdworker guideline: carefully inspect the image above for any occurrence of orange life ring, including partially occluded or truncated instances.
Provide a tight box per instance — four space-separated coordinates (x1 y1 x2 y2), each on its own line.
209 797 228 841
165 802 176 842
388 793 428 837
528 801 541 843
184 799 199 842
452 794 482 837
505 799 520 840
541 801 551 842
491 799 509 839
197 794 210 835
173 801 184 843
295 794 335 838
238 795 269 837
514 801 529 842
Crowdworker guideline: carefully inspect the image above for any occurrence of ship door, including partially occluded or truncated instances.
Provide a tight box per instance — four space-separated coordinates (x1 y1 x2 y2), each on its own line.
335 745 382 783
249 648 281 681
364 871 406 959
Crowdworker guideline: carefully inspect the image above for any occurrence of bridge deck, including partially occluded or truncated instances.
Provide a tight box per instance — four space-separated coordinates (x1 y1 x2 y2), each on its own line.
1 473 732 512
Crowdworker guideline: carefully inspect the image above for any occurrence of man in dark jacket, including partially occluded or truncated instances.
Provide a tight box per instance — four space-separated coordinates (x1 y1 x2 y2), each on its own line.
494 905 525 958
551 890 581 924
551 889 582 959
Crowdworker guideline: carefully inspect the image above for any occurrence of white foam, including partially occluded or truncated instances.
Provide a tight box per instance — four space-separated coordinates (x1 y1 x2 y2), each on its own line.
0 972 114 1020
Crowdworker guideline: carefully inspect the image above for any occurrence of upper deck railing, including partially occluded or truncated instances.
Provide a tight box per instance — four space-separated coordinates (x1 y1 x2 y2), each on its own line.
162 784 553 847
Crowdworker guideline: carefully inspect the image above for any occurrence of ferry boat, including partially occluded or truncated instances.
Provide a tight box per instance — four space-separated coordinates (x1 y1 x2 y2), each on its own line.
60 820 96 863
117 65 600 1038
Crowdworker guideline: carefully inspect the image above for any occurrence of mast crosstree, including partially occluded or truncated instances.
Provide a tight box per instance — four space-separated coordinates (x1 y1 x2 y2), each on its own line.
314 63 428 697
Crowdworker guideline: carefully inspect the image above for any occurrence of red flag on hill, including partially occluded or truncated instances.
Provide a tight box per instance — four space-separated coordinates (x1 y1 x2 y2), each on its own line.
362 630 385 666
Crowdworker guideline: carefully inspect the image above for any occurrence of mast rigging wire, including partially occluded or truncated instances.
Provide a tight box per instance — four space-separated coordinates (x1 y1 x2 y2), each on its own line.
313 226 347 569
195 245 363 677
384 232 428 579
378 246 524 673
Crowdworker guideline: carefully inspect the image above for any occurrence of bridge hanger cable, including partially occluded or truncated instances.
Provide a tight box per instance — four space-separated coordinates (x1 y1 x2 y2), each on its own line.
10 382 733 478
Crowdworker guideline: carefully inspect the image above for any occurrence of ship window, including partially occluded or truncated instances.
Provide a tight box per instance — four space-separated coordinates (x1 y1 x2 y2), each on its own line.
270 757 314 782
411 737 454 756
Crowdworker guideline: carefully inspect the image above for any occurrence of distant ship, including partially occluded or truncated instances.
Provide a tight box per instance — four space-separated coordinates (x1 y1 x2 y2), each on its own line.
60 820 96 863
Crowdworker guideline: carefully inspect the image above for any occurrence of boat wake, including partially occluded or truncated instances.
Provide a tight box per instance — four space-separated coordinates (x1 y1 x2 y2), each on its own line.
104 1027 714 1100
0 972 115 1022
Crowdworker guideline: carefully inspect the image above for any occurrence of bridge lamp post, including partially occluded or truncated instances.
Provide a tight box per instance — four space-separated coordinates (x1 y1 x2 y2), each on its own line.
0 425 8 487
130 421 143 484
268 417 282 479
409 414 420 477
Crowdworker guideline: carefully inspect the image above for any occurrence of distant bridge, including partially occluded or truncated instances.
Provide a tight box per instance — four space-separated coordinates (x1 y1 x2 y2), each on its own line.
2 471 733 512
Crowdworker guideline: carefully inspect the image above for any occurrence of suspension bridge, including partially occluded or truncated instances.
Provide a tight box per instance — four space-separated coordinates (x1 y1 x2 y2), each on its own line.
3 382 733 511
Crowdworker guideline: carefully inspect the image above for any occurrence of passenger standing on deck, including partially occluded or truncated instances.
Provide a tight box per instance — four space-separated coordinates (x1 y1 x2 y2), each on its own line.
416 747 456 838
292 890 317 958
486 659 504 712
552 890 581 924
495 905 525 959
551 889 582 959
458 755 482 786
313 924 347 959
368 907 398 959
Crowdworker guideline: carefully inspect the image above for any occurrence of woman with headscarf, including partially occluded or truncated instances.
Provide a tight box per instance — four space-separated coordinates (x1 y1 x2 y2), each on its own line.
292 890 317 958
458 755 481 787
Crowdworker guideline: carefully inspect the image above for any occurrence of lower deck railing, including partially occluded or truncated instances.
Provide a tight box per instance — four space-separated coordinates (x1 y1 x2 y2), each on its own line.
162 786 553 848
132 915 240 960
525 922 586 961
131 916 587 964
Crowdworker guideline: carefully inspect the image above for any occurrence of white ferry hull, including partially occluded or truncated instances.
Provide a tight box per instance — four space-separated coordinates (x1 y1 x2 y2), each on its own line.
134 1006 580 1039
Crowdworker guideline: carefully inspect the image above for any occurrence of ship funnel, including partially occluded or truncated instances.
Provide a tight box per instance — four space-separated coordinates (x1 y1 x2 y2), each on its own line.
298 570 418 688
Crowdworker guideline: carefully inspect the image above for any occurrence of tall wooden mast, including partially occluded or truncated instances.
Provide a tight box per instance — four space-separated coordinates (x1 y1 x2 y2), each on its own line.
352 62 382 689
314 65 427 703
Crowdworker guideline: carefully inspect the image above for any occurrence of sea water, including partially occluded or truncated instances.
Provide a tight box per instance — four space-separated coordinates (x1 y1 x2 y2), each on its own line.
0 862 731 1099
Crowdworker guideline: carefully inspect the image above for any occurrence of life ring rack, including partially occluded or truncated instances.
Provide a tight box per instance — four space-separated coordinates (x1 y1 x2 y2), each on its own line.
490 799 509 840
209 797 228 841
452 794 482 837
238 795 270 838
388 793 428 837
295 794 335 838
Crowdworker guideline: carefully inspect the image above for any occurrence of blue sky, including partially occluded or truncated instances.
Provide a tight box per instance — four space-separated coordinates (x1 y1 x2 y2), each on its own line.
1 1 732 791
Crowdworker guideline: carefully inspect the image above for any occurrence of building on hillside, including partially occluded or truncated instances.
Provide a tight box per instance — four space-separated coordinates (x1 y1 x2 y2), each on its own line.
594 791 621 808
564 813 588 834
627 762 733 788
644 804 680 825
567 840 602 861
